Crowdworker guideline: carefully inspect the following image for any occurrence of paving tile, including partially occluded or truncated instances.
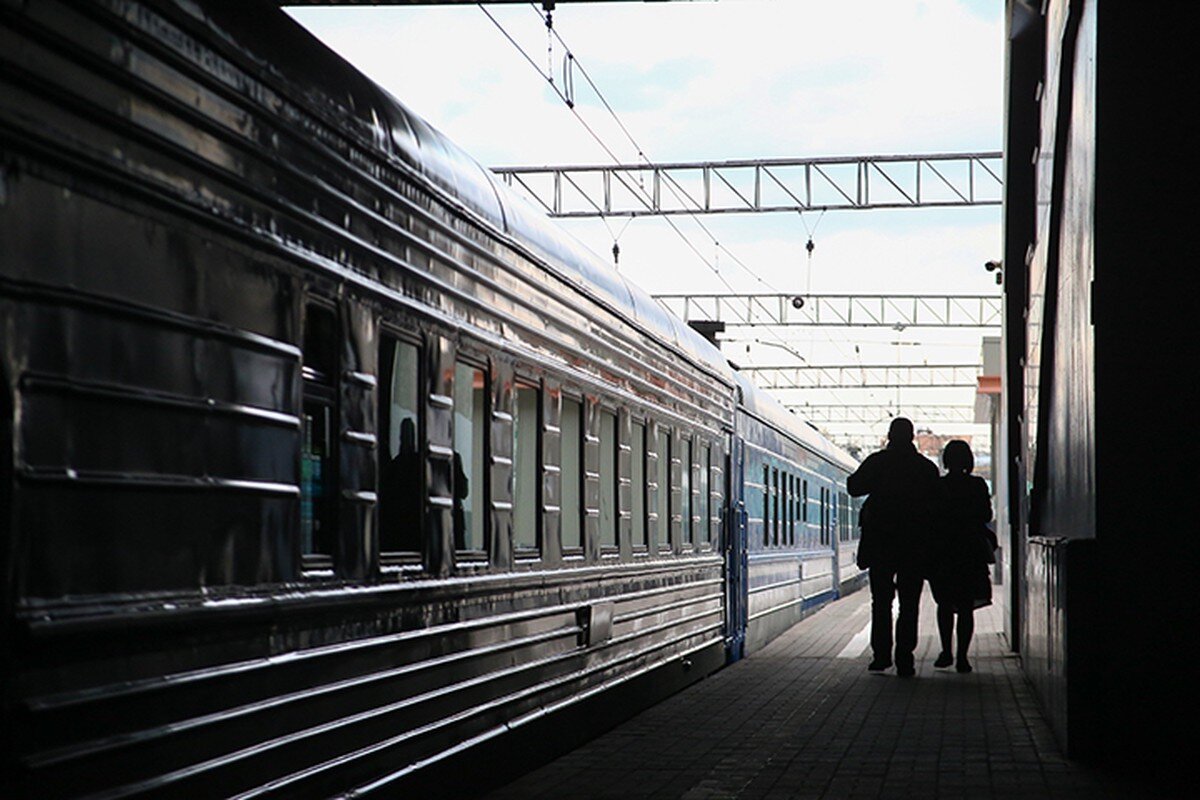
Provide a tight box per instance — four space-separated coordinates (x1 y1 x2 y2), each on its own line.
484 590 1139 799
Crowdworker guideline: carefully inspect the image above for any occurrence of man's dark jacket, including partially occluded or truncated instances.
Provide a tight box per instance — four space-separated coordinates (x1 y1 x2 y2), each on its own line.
847 443 939 572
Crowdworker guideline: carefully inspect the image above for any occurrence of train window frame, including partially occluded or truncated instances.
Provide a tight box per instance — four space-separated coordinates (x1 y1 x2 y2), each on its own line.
787 474 796 551
300 299 339 576
762 463 770 547
697 442 710 548
560 393 585 559
377 330 424 568
655 425 672 554
598 405 619 556
781 470 790 547
512 377 542 560
453 358 490 565
630 417 649 554
773 467 781 547
821 486 829 547
678 435 692 549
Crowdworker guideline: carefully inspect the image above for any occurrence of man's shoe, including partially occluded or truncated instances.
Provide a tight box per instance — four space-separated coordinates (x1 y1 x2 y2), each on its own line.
868 657 892 672
956 657 972 673
896 663 916 678
934 651 953 668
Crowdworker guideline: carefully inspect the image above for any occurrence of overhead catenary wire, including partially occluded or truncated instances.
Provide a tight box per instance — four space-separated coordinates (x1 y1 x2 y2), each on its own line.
536 4 780 295
483 3 778 295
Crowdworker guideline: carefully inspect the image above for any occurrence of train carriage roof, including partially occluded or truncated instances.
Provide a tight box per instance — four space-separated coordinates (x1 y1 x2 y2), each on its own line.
733 372 859 472
374 92 732 378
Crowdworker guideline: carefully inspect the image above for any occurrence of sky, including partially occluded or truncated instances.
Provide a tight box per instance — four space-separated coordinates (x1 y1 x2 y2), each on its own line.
286 0 1006 453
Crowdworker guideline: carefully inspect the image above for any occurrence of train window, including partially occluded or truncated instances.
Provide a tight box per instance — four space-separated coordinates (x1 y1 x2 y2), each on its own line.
698 444 710 546
788 472 794 546
679 437 692 546
302 302 337 383
773 467 780 546
788 474 795 546
762 464 770 547
599 408 618 551
820 487 828 546
802 479 809 523
453 362 487 556
656 428 671 551
787 474 796 544
378 336 421 555
560 396 583 553
301 303 338 565
840 493 848 542
512 383 540 554
631 420 647 549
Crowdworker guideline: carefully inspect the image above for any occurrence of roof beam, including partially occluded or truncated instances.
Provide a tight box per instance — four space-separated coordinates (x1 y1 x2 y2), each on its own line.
658 294 1002 329
785 404 977 424
493 152 1002 217
740 364 979 390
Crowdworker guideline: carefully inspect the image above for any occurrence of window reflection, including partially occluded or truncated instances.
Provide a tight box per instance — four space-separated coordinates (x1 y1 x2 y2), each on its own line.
560 397 582 551
513 384 539 552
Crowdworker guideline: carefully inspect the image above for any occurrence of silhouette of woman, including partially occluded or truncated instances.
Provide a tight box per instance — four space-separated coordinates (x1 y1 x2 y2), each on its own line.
929 440 997 673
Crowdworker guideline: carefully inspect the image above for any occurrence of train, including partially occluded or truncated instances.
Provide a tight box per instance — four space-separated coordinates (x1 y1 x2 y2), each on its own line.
0 2 862 796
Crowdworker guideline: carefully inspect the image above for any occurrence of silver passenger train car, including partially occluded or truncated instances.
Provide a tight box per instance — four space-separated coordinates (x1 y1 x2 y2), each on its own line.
0 2 862 796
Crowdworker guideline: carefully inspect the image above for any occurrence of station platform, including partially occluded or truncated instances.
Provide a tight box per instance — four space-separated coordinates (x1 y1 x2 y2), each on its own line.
485 588 1152 800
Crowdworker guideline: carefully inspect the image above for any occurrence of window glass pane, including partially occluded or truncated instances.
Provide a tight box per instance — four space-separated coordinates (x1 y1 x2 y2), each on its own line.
599 410 617 549
301 402 333 555
821 488 828 546
679 438 691 545
698 444 710 545
379 338 420 553
631 421 647 547
301 303 337 559
656 428 670 549
780 472 787 547
773 468 780 546
513 385 539 551
762 464 770 547
790 475 796 545
302 304 337 382
454 363 486 553
561 397 582 550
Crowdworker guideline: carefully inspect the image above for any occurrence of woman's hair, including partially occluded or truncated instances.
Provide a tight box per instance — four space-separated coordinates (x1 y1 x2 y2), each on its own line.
942 439 974 474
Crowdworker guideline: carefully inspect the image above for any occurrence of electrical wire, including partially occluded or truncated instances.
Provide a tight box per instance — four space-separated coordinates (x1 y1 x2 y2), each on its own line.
485 4 863 422
479 4 741 293
534 3 781 294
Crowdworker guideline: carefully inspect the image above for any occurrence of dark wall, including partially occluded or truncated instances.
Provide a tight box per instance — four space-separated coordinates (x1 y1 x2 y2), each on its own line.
1014 0 1200 785
1092 2 1200 781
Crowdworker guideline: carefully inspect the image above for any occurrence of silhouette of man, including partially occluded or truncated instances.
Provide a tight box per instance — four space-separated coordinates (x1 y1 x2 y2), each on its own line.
847 417 939 677
380 418 421 553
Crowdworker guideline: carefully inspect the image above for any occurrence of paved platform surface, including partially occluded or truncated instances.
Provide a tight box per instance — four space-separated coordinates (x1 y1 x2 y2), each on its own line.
485 588 1163 799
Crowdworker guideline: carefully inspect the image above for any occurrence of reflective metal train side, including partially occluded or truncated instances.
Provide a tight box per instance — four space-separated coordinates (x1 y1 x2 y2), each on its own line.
0 2 736 797
732 374 864 653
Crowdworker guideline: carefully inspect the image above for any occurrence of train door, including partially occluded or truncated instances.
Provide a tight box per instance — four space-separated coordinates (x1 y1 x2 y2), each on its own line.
723 434 747 663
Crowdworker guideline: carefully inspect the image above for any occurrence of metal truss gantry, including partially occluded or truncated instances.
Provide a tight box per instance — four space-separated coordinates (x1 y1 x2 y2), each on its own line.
493 152 1002 218
741 364 979 390
657 294 1002 329
786 404 977 425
